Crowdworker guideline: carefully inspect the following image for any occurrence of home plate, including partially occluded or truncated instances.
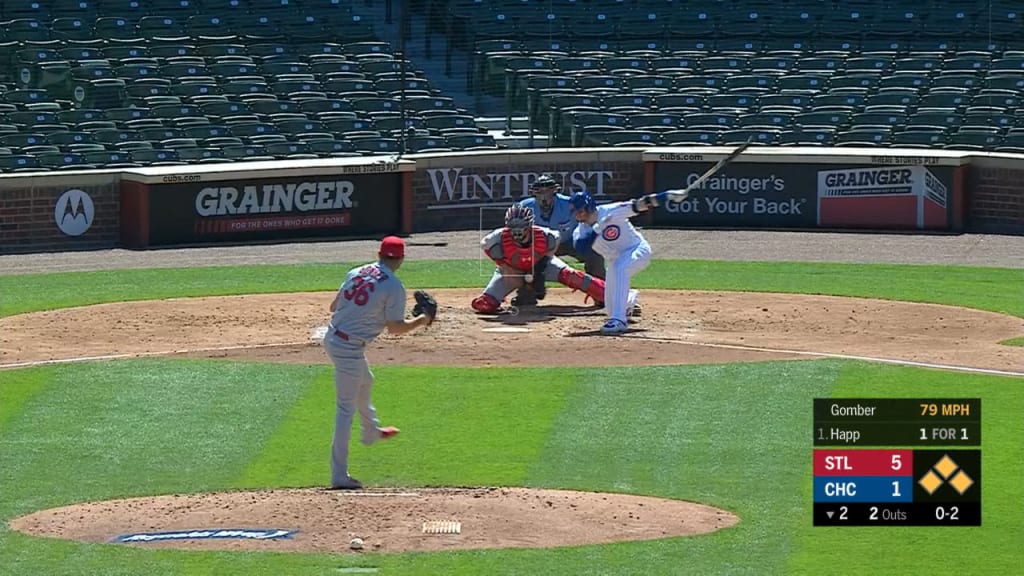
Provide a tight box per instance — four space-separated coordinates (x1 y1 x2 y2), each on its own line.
481 327 532 333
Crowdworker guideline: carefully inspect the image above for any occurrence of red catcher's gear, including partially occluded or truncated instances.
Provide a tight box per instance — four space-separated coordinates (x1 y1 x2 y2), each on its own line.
497 227 550 272
558 267 605 303
471 293 502 314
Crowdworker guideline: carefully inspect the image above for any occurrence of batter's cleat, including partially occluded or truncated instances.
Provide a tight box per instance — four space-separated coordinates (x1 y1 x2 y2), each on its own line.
329 476 363 490
471 294 502 314
600 319 629 335
627 302 642 324
381 426 400 439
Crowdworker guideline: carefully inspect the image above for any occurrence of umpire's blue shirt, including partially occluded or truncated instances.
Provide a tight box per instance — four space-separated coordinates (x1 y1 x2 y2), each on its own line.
520 194 576 245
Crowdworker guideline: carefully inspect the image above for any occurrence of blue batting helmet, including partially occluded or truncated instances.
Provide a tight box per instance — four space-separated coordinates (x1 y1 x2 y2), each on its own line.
568 191 596 212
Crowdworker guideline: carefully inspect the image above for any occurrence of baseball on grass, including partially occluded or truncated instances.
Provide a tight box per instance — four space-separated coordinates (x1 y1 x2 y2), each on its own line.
349 538 364 550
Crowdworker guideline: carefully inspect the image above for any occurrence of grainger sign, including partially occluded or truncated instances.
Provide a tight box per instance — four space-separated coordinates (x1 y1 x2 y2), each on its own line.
147 173 401 245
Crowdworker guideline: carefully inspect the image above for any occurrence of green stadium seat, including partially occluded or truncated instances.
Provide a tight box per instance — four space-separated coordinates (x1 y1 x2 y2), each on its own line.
627 113 683 132
706 94 758 112
83 150 135 166
0 155 42 171
307 139 358 156
598 94 650 114
36 152 87 169
623 75 673 96
660 130 718 146
5 19 51 42
0 133 47 148
793 111 849 129
892 130 947 148
46 131 93 146
51 18 94 41
721 129 780 145
778 128 836 146
835 128 893 147
130 148 182 165
685 112 736 129
444 133 497 151
175 147 224 161
946 130 1003 150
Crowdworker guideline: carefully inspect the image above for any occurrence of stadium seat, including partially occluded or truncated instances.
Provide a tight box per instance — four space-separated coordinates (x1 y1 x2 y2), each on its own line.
660 130 719 145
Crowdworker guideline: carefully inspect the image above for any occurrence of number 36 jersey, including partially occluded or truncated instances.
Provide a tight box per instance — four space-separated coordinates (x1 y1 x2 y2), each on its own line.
329 262 406 344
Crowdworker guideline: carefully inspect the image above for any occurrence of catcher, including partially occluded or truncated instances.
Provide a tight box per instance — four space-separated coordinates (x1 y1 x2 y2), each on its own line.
471 204 606 314
322 236 437 490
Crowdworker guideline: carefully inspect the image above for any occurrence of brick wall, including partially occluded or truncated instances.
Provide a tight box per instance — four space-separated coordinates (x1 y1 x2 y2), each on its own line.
968 165 1024 234
0 172 120 254
410 150 644 232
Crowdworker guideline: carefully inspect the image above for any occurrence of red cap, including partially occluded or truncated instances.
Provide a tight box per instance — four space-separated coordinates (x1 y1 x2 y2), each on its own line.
378 235 405 259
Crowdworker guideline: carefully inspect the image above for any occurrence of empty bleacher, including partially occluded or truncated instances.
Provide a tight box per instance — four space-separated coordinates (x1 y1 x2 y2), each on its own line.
0 0 498 172
3 0 1024 172
451 0 1024 151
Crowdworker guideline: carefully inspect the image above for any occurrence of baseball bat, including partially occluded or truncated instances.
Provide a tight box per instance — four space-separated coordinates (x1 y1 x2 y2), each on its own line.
664 138 754 201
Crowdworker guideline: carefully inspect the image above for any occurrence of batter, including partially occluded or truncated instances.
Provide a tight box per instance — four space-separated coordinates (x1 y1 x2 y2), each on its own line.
570 191 661 335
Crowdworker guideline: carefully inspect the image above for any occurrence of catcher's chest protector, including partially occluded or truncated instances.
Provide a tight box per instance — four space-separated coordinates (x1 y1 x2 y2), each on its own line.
499 227 549 271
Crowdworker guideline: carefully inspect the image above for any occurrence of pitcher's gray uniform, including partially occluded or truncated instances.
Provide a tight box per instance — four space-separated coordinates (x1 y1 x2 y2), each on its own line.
324 255 406 488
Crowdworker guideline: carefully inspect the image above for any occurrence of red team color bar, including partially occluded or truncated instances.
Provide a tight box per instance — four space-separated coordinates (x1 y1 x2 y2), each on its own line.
813 449 914 476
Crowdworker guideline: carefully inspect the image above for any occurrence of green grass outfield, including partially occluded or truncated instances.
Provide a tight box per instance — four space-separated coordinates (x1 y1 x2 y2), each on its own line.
1 260 1022 576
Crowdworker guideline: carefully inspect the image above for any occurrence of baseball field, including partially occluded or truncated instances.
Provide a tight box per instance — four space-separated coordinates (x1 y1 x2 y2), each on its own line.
1 230 1022 575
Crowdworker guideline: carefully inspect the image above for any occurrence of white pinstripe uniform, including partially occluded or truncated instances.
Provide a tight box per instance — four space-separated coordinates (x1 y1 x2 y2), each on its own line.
573 201 647 332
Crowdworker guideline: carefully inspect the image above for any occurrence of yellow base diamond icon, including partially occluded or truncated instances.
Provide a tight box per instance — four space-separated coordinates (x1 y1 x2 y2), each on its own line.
918 470 943 495
934 454 959 479
949 470 974 495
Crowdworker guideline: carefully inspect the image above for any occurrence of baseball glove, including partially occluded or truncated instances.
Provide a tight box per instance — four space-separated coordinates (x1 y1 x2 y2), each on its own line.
412 290 438 325
531 256 549 300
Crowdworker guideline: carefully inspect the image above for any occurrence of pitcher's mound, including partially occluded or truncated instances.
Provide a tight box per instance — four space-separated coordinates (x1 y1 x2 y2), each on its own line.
10 487 739 554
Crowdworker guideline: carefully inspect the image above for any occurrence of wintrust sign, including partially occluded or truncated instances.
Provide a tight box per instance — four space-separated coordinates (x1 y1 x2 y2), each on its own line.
426 168 613 209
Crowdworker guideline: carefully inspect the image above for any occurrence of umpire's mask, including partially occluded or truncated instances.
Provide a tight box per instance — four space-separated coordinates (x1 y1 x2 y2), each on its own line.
530 175 560 217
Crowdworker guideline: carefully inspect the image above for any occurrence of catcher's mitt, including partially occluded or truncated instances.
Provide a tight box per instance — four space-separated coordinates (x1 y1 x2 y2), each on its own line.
531 256 549 300
412 290 438 325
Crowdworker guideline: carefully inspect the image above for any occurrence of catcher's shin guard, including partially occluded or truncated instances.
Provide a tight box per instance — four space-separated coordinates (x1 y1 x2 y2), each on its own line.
557 267 605 303
471 293 502 314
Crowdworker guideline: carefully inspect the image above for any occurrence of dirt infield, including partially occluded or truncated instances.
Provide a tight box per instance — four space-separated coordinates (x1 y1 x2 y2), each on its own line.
2 288 1021 371
10 487 739 553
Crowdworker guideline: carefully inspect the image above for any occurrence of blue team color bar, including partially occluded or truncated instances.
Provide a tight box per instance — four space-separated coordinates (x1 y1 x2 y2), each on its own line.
813 476 914 503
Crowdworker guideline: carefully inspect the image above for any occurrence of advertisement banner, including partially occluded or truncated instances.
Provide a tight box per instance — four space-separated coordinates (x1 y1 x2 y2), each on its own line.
652 162 816 228
411 159 643 232
817 166 948 229
0 173 120 254
652 162 956 230
147 173 401 245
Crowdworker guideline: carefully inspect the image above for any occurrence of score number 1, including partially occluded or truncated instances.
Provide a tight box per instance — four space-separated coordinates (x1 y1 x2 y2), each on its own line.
919 427 970 441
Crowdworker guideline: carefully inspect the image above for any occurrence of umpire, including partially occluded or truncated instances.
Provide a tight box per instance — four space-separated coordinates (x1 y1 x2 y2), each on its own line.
515 174 606 305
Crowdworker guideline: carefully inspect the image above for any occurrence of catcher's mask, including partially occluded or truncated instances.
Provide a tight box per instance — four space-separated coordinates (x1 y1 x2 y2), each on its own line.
530 175 560 214
505 204 534 246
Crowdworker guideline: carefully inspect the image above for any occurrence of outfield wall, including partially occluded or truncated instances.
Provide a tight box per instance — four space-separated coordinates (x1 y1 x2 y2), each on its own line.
0 147 1021 254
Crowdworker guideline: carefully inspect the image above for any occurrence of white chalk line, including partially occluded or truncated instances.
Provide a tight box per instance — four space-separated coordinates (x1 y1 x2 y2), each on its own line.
620 335 1024 378
1 336 1020 378
0 340 315 370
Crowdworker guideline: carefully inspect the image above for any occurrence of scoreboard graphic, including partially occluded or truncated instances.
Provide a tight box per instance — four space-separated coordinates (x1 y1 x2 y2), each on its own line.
813 399 981 526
